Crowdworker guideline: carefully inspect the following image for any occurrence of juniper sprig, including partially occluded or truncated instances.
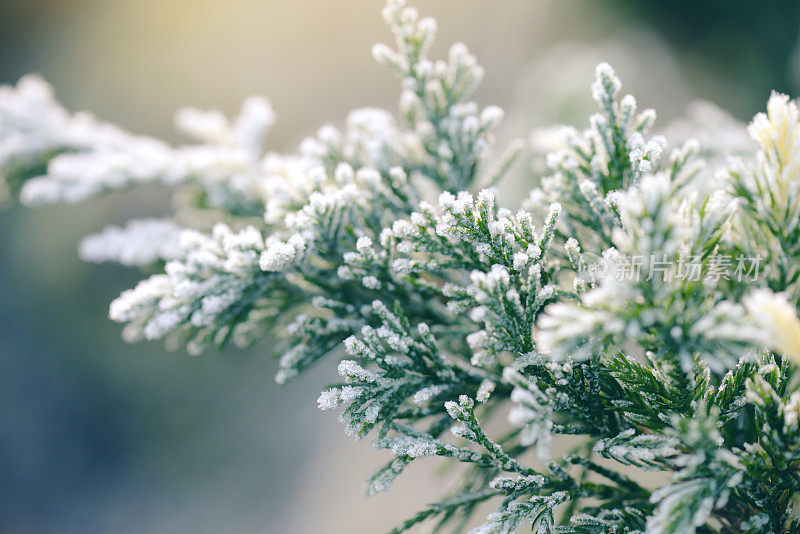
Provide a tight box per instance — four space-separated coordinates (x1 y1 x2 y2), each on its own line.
3 1 800 532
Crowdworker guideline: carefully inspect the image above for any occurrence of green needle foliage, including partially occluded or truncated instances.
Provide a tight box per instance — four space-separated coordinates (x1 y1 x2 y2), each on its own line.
3 1 800 532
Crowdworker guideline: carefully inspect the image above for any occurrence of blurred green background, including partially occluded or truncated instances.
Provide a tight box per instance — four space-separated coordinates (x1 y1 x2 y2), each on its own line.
0 1 798 532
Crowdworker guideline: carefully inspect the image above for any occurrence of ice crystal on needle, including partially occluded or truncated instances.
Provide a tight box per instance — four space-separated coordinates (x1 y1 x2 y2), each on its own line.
79 219 185 267
5 1 800 532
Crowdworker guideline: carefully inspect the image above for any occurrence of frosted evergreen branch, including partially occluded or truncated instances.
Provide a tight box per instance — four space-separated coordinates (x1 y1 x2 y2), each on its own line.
4 0 800 532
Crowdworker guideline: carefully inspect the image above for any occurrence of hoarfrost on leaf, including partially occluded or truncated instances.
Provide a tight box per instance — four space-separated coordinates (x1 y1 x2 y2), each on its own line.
4 1 800 532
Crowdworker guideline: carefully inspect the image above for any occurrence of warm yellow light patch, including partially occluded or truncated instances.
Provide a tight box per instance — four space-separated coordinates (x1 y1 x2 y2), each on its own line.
744 289 800 363
748 92 800 169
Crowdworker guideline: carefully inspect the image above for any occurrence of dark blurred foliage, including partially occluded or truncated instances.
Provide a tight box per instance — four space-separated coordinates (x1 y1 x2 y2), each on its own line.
612 0 800 113
0 2 57 80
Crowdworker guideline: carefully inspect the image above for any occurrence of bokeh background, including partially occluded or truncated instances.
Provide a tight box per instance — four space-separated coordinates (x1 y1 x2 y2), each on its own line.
1 1 798 532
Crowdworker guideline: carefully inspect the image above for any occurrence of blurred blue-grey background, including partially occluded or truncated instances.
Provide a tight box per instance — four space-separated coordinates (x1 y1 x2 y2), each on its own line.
0 1 798 532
